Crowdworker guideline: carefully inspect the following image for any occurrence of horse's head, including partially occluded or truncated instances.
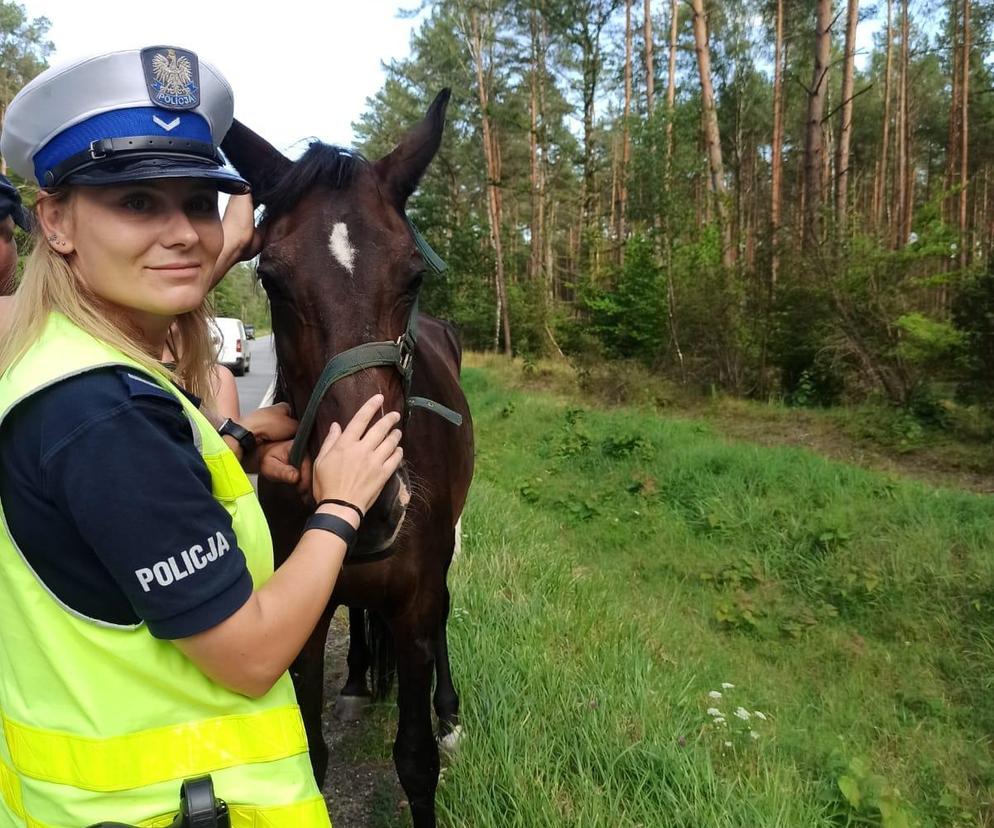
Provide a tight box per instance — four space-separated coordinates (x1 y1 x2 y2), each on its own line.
222 90 450 555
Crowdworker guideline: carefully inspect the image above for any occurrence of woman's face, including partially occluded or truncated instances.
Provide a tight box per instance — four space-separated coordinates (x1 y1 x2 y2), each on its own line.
43 178 223 323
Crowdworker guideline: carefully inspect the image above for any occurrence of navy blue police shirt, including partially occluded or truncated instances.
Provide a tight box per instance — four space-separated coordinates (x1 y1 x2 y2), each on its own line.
0 367 253 638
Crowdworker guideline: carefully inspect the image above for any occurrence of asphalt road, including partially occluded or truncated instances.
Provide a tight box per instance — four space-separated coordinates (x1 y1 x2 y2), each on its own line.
236 334 277 413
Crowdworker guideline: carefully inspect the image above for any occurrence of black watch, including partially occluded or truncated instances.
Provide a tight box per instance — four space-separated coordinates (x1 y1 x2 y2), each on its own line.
218 418 257 455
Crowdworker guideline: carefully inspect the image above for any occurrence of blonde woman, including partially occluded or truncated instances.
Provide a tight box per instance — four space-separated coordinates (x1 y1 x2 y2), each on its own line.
0 47 402 828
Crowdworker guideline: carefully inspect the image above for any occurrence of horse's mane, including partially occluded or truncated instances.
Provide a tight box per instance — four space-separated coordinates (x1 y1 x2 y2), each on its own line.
259 142 366 219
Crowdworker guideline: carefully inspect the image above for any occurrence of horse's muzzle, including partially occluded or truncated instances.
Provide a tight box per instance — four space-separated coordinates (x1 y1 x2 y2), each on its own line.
354 465 410 557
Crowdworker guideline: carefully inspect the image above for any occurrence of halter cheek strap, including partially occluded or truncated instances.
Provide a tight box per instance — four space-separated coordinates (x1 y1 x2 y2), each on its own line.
286 222 463 469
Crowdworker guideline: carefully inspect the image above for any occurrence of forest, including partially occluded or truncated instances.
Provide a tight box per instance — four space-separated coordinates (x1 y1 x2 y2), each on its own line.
3 0 993 419
352 0 994 425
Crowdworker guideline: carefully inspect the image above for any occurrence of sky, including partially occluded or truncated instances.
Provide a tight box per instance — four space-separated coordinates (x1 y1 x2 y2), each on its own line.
19 0 423 157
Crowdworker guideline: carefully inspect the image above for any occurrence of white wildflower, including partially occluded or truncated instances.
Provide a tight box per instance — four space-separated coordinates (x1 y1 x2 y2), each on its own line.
721 682 735 689
724 741 733 747
708 690 722 699
734 707 751 720
750 730 760 740
713 717 726 725
753 711 767 721
706 708 723 717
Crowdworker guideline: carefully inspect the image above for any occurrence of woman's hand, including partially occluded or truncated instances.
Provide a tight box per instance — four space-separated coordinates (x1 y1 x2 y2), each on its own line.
312 394 404 512
230 404 300 482
210 194 261 289
254 440 312 496
239 402 297 444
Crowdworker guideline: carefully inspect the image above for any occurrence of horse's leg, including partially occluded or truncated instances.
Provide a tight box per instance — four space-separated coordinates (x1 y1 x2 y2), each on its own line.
291 603 336 786
391 613 440 828
433 584 461 751
334 605 372 721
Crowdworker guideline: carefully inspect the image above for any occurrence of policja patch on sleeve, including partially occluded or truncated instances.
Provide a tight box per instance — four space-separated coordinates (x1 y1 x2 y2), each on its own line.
140 46 200 110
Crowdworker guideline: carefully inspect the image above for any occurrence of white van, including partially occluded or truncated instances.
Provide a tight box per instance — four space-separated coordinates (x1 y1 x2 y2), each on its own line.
209 317 251 377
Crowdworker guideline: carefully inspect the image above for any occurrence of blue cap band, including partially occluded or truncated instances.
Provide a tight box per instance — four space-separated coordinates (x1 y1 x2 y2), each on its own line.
33 107 212 184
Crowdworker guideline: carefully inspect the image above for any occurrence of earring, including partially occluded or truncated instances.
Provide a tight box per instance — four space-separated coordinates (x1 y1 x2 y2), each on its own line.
47 233 57 242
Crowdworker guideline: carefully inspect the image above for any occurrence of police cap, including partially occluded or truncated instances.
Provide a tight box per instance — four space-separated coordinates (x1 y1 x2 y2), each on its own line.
0 46 249 194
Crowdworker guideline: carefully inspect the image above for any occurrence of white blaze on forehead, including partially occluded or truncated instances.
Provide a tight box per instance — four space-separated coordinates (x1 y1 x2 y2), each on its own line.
328 222 356 274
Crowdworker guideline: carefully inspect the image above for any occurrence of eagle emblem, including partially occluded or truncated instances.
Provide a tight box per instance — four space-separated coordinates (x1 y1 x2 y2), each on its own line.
141 46 200 111
152 50 192 97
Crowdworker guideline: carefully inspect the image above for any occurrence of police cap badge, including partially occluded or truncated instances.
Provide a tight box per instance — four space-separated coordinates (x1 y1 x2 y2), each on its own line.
141 46 200 110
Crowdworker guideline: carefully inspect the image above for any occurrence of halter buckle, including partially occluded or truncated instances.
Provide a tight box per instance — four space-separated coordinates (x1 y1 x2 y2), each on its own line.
397 335 414 373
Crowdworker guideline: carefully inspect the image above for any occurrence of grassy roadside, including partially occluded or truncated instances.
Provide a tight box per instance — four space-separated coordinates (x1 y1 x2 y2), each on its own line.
428 363 994 827
462 352 994 494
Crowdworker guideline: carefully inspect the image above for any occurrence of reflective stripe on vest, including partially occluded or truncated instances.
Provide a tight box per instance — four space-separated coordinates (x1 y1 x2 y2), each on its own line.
3 705 307 792
203 451 255 502
2 753 330 828
0 754 25 823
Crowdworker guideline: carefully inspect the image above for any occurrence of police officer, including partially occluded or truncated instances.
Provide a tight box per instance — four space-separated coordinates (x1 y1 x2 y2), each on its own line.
0 174 30 313
0 47 403 828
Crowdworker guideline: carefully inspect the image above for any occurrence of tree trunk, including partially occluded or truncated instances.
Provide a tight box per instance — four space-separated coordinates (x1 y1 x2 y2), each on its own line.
762 0 786 397
960 0 970 269
689 0 732 266
895 0 910 248
802 0 832 251
644 0 655 116
770 0 785 287
539 18 552 300
835 0 859 237
944 0 961 229
529 6 544 284
469 7 512 355
874 0 893 233
574 9 615 277
618 0 633 262
664 0 684 379
665 0 678 180
610 131 620 245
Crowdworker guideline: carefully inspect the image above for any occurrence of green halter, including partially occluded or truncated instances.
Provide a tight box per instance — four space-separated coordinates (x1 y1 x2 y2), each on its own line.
287 221 463 469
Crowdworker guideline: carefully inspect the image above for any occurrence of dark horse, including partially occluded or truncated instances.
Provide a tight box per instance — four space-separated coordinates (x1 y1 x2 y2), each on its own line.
221 91 474 828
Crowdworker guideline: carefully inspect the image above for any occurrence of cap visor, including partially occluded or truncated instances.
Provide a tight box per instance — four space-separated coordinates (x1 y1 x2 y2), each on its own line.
62 156 250 194
12 204 31 232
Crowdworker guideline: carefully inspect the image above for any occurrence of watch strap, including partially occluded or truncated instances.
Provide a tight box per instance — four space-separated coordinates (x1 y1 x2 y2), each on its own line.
303 512 358 552
218 418 256 454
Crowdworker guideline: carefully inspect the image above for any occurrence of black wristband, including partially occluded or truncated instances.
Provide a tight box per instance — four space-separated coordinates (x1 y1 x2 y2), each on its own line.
317 498 365 523
304 512 358 552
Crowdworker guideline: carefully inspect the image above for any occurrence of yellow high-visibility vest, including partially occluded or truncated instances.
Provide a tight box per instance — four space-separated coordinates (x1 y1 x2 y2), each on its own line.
0 313 331 828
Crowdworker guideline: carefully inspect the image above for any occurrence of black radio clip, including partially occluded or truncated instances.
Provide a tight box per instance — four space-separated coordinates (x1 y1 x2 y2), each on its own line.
86 775 229 828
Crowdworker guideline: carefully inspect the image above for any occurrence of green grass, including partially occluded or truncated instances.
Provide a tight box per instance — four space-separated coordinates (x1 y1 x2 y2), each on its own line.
430 365 994 827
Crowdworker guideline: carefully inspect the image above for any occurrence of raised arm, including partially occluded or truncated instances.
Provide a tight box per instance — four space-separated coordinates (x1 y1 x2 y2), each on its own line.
210 194 260 289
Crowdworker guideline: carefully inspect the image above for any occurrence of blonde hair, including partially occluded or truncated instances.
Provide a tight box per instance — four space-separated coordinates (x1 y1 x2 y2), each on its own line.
0 189 217 406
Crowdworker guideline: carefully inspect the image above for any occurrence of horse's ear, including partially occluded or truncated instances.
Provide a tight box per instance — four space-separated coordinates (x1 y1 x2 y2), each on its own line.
374 88 450 209
221 119 293 205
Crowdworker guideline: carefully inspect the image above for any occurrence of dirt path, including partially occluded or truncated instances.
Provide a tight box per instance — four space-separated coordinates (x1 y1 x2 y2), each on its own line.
320 610 406 828
704 405 994 494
